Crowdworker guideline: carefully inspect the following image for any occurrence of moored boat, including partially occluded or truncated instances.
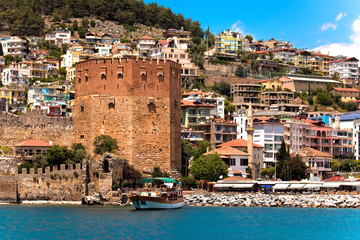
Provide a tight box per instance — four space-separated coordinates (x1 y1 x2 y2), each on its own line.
128 178 185 210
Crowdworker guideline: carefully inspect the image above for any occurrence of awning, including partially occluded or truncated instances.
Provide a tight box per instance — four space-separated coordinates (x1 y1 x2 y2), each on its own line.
339 182 360 186
303 184 323 189
261 185 273 188
288 184 305 189
322 182 341 188
232 184 254 189
273 184 290 190
214 184 233 188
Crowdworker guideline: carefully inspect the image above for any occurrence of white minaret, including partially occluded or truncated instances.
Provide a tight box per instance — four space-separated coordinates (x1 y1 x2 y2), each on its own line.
246 103 255 179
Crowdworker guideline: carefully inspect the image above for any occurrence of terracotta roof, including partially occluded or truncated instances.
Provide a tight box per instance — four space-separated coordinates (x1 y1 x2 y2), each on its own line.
324 176 346 182
205 146 249 156
16 139 52 147
158 40 168 45
313 52 333 57
218 138 264 148
290 147 333 158
332 87 360 92
137 36 155 40
181 100 214 108
330 57 358 63
220 176 252 182
257 78 275 83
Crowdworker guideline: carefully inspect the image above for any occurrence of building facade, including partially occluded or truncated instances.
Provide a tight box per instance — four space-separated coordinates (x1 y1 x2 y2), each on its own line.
329 57 359 86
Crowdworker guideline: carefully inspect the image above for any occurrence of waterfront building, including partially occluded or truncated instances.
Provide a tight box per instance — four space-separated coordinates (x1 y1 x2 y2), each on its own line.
280 118 311 153
329 57 359 86
291 147 332 180
205 146 249 174
253 118 284 168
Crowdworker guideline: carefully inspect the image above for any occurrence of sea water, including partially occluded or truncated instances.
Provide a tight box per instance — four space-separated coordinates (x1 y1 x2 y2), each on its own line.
0 205 359 240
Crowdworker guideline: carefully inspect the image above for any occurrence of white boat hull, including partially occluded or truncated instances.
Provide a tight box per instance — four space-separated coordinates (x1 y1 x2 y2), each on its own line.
132 200 185 209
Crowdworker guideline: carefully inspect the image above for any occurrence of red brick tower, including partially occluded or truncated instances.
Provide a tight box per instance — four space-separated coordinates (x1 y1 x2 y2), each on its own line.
74 57 182 174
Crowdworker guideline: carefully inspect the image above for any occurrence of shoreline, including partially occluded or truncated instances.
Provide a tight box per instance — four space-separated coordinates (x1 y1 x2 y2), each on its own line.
184 193 360 208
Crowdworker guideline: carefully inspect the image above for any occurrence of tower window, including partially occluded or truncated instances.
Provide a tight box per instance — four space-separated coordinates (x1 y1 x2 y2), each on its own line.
80 105 84 112
109 102 115 109
101 73 106 80
117 73 123 79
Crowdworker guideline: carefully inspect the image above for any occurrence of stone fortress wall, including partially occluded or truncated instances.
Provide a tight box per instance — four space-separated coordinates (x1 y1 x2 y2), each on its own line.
0 110 74 149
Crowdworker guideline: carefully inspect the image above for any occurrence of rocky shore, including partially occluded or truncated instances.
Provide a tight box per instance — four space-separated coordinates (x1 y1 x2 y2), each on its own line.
184 193 360 208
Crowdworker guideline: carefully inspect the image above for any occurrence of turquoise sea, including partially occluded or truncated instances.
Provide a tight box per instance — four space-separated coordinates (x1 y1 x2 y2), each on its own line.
0 205 359 240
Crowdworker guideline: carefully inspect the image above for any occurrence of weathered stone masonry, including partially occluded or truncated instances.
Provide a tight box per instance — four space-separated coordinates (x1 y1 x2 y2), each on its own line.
74 58 182 174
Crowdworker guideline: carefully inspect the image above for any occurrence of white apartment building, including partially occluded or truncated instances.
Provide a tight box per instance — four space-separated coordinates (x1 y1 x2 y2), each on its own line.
0 37 27 58
329 57 359 85
232 112 248 140
136 36 156 56
45 28 71 47
253 119 284 168
1 67 29 85
353 120 360 160
182 90 225 118
281 118 311 153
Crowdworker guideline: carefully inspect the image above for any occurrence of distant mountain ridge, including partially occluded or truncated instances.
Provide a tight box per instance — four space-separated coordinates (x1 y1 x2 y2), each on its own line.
0 0 204 40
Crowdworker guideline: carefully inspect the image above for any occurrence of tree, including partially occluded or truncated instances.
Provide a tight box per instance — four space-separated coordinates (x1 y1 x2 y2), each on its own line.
211 81 231 97
332 72 340 81
282 157 307 181
224 100 235 115
90 20 96 28
276 140 289 180
73 20 79 31
152 166 170 178
317 91 333 106
235 65 247 78
93 135 119 155
46 145 74 167
82 17 89 27
245 35 253 43
122 160 142 188
268 51 274 60
189 154 228 181
340 159 354 172
331 159 341 172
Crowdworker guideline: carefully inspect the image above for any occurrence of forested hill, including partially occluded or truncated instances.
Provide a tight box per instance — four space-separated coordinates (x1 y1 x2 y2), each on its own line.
0 0 204 41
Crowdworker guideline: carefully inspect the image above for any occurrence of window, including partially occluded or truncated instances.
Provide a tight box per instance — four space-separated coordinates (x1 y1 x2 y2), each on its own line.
274 136 283 141
230 158 236 166
109 102 115 109
240 159 248 166
117 73 123 79
80 105 84 112
101 73 106 80
85 75 88 82
80 135 85 139
265 152 273 158
265 144 273 149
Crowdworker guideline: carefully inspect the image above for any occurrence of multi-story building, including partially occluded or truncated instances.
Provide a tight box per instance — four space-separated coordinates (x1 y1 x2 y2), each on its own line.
353 119 360 160
0 36 27 58
214 31 249 54
74 58 182 174
291 147 332 180
253 118 284 168
294 50 312 68
263 39 293 50
149 29 199 78
0 56 5 72
27 86 66 108
305 119 353 159
254 48 297 64
281 118 311 153
193 119 237 147
279 74 341 93
232 111 248 140
1 66 30 85
329 57 359 86
218 138 264 174
181 100 215 127
310 52 334 75
330 88 360 102
45 28 71 47
0 87 26 104
111 43 131 55
136 36 156 57
94 43 112 56
182 90 225 118
231 84 267 111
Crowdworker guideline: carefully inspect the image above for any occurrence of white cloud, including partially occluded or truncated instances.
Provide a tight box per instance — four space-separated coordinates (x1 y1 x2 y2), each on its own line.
314 16 360 63
321 23 337 31
230 21 244 34
336 13 347 21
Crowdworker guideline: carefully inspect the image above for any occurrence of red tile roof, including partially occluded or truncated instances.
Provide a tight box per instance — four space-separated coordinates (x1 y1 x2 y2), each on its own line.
290 147 333 158
218 138 264 148
16 139 52 147
181 100 214 108
332 87 360 92
330 57 358 63
205 146 249 156
220 176 252 182
137 36 155 40
324 176 346 182
158 40 168 45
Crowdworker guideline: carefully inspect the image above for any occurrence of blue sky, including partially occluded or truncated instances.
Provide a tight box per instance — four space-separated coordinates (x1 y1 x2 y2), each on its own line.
144 0 360 58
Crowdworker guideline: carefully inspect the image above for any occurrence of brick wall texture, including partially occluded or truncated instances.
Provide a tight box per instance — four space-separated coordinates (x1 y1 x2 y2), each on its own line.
74 58 182 173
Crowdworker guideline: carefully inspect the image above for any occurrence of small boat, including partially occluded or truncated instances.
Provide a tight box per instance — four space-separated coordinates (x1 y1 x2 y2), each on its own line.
128 178 185 210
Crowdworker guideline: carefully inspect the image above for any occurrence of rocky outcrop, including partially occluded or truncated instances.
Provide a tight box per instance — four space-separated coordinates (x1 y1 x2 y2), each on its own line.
185 193 360 208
